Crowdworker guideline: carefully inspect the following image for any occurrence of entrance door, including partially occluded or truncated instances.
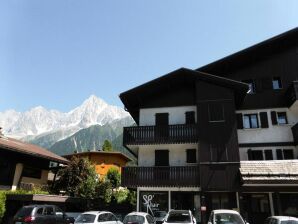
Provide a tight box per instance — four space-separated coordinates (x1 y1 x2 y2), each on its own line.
171 192 194 210
242 193 270 224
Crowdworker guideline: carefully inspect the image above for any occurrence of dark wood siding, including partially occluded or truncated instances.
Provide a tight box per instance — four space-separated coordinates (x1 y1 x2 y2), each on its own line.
195 81 240 191
200 47 298 110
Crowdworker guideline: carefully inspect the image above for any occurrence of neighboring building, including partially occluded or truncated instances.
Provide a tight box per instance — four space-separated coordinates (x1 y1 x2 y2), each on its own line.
119 27 298 224
64 151 131 178
0 134 68 191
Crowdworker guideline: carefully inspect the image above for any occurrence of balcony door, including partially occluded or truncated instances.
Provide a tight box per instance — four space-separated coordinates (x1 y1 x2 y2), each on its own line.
155 113 169 140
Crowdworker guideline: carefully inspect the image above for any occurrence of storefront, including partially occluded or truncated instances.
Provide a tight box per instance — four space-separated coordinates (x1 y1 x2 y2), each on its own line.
137 188 201 222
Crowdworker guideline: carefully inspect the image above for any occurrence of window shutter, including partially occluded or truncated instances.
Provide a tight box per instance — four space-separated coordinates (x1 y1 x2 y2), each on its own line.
271 111 277 125
260 112 269 128
247 149 253 160
236 113 243 129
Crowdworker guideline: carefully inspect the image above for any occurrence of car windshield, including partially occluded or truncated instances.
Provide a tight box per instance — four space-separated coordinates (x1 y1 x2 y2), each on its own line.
123 215 145 224
281 221 298 224
15 207 34 217
75 214 96 223
214 213 244 224
166 211 191 223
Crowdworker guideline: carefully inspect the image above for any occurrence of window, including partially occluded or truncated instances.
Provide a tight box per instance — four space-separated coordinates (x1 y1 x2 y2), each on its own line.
248 150 263 160
208 103 225 122
210 144 228 162
243 114 259 129
272 77 282 89
186 149 196 163
276 149 283 160
282 149 294 160
36 208 44 215
264 150 273 160
22 166 42 179
155 150 169 166
243 79 256 94
155 113 169 126
277 112 288 124
185 111 195 124
44 207 54 215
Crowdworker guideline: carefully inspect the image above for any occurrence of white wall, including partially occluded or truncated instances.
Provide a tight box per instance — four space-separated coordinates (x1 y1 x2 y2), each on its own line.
139 106 196 126
138 143 198 166
239 146 298 160
237 108 298 144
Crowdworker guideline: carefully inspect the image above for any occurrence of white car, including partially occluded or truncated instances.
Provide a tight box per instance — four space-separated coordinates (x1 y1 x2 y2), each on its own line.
208 209 248 224
123 212 155 224
265 216 298 224
163 210 196 224
75 211 123 224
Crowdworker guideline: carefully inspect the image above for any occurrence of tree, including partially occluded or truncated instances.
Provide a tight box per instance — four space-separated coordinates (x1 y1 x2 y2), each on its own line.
102 139 113 151
106 167 121 188
50 157 98 198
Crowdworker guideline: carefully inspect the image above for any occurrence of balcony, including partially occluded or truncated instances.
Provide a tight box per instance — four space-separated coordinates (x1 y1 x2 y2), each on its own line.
121 165 200 188
123 124 199 146
286 81 298 111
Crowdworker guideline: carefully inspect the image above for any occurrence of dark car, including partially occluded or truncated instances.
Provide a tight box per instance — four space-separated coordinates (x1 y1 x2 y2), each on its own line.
13 204 75 224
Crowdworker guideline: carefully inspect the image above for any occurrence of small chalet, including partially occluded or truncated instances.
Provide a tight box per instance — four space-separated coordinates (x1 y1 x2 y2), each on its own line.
63 151 131 178
0 133 68 190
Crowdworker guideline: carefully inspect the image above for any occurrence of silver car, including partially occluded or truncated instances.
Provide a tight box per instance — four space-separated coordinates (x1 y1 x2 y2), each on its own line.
75 211 123 224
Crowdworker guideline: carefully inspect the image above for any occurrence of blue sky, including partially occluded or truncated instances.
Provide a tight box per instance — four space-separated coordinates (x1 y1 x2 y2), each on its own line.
0 1 298 112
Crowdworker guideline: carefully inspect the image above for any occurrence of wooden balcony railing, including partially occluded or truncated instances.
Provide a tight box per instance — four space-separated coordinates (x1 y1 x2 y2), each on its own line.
123 124 199 145
121 166 200 188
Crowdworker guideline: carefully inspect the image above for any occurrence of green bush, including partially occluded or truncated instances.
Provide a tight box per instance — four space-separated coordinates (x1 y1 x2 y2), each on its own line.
0 189 48 222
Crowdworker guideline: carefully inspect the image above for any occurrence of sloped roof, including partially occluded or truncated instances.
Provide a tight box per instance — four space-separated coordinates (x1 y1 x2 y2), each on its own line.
0 136 69 164
63 151 132 162
197 27 298 75
240 160 298 185
120 67 248 123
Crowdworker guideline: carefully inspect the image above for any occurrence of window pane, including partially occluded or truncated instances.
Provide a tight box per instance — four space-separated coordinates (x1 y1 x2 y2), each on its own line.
251 115 259 128
243 115 250 128
272 77 282 89
277 112 287 124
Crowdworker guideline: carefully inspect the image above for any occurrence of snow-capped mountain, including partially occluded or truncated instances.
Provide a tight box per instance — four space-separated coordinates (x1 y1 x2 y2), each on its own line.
0 95 130 139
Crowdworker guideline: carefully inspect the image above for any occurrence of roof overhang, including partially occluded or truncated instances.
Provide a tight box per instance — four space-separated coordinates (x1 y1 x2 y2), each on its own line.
120 68 248 124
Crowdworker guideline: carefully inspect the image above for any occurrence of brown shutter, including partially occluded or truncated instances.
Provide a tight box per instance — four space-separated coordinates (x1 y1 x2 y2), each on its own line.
271 111 277 125
236 113 243 129
260 112 269 128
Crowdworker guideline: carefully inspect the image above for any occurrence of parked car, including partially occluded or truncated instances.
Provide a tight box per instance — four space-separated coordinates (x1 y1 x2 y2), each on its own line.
13 204 75 224
207 209 248 224
163 210 196 224
123 212 155 224
265 216 298 224
154 211 167 224
75 211 123 224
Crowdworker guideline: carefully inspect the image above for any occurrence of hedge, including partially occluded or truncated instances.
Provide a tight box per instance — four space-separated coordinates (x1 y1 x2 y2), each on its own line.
0 189 48 222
